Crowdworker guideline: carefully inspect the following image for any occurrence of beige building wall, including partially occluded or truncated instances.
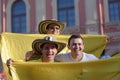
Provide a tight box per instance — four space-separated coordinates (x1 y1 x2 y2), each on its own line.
52 0 58 20
104 0 109 23
35 0 46 33
0 0 2 33
85 0 98 34
85 0 97 25
74 0 80 27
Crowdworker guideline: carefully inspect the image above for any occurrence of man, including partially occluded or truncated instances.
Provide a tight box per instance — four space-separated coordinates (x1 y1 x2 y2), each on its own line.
55 35 98 62
28 36 66 62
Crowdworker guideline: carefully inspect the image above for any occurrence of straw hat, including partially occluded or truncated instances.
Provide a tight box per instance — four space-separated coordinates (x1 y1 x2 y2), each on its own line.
38 20 65 34
32 36 66 54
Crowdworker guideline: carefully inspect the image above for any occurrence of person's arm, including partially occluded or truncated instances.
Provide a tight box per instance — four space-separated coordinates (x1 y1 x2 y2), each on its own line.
25 50 35 61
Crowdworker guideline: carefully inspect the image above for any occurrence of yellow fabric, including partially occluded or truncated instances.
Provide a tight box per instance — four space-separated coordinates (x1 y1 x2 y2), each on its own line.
1 32 107 63
0 35 1 52
113 53 120 57
2 32 118 80
11 57 120 80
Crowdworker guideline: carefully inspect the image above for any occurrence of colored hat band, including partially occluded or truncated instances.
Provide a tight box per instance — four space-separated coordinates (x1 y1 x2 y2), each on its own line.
44 36 56 41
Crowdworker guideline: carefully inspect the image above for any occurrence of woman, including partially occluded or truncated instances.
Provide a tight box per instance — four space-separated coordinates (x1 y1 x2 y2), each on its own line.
38 20 65 34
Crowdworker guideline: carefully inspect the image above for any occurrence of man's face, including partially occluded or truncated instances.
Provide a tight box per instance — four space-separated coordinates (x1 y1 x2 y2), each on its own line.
41 42 58 62
46 24 60 34
68 38 84 55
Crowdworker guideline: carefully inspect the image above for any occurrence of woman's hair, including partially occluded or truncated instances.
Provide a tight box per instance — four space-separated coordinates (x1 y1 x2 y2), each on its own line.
40 42 58 49
46 23 60 29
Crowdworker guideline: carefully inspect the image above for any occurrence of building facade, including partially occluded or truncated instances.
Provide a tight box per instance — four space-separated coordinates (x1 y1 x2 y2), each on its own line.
0 0 120 59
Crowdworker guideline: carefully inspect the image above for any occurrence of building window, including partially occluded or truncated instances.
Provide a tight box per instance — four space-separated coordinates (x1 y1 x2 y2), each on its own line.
11 0 26 33
57 0 75 27
109 0 120 21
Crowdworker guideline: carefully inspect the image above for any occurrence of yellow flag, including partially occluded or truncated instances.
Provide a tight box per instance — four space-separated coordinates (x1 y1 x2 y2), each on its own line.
1 32 113 80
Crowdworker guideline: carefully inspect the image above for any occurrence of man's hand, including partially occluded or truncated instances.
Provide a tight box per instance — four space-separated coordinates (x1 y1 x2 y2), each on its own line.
6 58 14 76
6 58 14 67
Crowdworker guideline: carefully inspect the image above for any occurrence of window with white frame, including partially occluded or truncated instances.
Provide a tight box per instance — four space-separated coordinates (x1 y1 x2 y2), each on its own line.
11 0 26 33
109 0 120 21
57 0 75 27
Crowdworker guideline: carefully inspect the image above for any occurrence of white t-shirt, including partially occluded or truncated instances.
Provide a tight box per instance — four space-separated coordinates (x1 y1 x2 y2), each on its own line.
55 52 98 62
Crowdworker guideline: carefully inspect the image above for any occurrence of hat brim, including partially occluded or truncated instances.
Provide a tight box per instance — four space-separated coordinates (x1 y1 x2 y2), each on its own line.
38 20 65 34
32 39 66 54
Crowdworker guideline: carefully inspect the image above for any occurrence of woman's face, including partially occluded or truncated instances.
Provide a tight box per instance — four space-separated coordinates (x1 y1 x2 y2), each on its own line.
46 23 60 34
41 42 58 62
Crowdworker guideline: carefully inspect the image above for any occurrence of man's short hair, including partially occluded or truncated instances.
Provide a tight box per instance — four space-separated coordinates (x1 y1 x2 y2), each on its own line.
68 34 84 45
